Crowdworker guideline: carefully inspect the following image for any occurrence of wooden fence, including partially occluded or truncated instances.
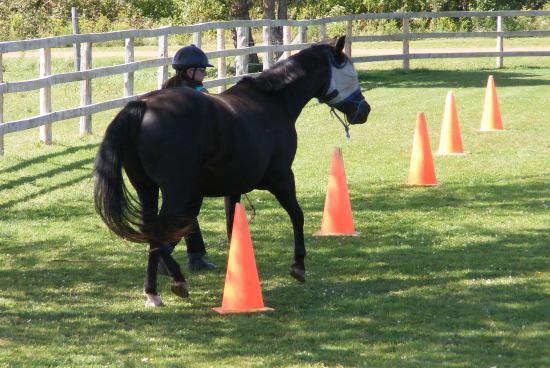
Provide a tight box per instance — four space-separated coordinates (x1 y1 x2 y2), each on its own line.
1 10 549 155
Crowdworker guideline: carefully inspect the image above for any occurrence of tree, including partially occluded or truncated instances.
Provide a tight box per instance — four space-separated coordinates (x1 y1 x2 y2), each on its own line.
228 0 261 70
276 0 287 46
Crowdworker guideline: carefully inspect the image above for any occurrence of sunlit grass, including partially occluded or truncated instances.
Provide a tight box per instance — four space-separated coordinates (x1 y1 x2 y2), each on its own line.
0 52 549 367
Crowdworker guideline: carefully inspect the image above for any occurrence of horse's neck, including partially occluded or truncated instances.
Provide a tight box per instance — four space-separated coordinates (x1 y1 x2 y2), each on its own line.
279 57 327 119
225 56 326 121
284 79 320 118
224 83 309 121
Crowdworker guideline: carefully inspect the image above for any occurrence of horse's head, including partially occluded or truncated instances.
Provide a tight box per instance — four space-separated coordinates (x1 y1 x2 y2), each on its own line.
318 36 370 125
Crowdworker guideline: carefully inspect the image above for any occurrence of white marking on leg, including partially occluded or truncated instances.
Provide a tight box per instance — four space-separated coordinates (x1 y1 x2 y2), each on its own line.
144 292 164 307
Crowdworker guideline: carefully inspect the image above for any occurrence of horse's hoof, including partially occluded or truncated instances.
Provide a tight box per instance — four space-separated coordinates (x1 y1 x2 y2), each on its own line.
289 265 306 283
144 293 164 307
171 281 189 298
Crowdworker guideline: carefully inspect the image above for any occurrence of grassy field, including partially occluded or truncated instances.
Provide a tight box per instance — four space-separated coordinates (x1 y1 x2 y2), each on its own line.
0 50 549 367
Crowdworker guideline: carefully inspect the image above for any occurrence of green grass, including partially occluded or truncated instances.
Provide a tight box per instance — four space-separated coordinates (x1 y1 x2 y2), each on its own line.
1 52 549 367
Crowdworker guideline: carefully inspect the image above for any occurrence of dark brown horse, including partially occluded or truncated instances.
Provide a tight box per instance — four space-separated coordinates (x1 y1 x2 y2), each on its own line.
94 36 370 306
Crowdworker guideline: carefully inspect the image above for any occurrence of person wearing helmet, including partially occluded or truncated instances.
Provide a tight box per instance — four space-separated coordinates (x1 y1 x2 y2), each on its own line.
162 44 213 91
158 44 217 273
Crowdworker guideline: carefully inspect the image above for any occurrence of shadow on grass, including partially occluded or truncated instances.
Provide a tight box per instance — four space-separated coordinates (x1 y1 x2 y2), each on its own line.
0 172 93 211
1 173 548 365
1 221 547 366
359 69 550 91
0 143 96 210
0 143 98 175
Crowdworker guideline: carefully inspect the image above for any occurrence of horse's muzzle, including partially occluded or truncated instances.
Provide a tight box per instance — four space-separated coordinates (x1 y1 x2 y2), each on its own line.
348 100 371 125
332 89 371 125
337 98 370 125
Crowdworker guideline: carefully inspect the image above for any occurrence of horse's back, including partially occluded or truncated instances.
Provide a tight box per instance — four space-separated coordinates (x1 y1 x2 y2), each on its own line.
136 88 279 196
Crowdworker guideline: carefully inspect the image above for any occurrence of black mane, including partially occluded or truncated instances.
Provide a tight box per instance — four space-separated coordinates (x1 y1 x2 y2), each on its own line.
239 44 331 92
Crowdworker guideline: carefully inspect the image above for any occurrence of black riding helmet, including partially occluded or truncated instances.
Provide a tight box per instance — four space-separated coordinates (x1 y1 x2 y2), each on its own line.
172 44 213 71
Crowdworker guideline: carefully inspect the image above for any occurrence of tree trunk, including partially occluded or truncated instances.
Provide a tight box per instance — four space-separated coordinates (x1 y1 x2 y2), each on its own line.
273 0 287 53
263 0 275 19
263 0 275 65
229 0 260 70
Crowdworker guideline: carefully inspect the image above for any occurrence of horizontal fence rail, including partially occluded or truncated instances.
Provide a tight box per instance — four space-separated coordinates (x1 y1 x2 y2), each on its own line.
1 10 550 154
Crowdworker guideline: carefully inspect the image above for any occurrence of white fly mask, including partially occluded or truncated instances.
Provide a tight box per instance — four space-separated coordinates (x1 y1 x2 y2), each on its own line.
321 59 361 107
318 51 370 137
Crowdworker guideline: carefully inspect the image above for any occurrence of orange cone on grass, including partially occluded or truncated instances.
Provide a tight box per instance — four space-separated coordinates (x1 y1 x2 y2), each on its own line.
213 203 274 314
438 91 465 155
315 147 358 236
407 112 437 186
480 75 504 131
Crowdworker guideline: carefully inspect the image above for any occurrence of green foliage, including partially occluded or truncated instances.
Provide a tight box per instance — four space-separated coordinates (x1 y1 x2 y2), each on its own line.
173 0 230 24
129 0 176 19
1 0 550 41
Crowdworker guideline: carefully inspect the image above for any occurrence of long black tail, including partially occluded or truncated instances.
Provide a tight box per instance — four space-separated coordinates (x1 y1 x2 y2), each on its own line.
94 100 148 243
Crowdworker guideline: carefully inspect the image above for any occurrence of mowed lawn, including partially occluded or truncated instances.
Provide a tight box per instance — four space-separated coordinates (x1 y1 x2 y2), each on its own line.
0 50 549 367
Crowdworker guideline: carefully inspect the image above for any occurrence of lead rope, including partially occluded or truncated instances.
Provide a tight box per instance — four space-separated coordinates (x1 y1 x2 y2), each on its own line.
330 107 350 139
243 193 256 223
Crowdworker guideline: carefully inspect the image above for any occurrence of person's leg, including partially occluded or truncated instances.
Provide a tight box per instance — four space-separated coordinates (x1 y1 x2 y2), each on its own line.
185 219 216 270
158 196 216 274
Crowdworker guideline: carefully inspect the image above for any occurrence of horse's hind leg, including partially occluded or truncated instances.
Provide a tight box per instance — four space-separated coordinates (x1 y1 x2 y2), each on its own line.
131 179 188 304
153 187 197 298
126 177 164 306
268 174 306 283
143 242 188 306
144 245 163 306
158 246 189 299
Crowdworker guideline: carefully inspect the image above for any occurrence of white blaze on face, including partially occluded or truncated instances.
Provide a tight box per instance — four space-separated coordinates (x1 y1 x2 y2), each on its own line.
325 61 360 106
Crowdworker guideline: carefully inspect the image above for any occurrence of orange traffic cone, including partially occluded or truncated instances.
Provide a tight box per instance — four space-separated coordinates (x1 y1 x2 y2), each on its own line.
480 75 504 131
314 147 358 236
407 112 438 186
438 91 465 155
213 203 274 314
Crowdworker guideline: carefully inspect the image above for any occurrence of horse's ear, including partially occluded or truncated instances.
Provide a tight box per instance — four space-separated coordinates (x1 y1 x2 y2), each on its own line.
334 36 346 63
335 36 345 55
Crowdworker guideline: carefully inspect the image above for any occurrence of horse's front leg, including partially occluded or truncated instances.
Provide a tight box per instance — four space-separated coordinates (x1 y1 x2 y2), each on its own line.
269 174 306 283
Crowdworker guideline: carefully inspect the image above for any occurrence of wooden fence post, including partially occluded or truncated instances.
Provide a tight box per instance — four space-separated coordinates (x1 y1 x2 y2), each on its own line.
39 48 52 144
298 25 307 44
80 43 92 135
193 32 202 48
158 34 168 89
402 17 410 71
236 27 249 75
496 15 504 68
263 25 274 70
124 37 134 97
345 20 352 57
319 23 327 42
283 25 291 59
71 7 81 72
0 53 3 155
217 28 226 93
